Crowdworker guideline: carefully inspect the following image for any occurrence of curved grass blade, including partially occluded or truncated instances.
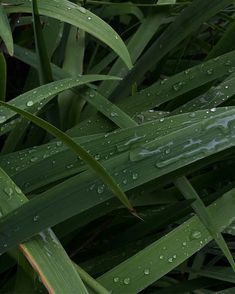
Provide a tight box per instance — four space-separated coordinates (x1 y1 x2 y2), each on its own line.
0 108 235 253
174 176 235 271
0 5 13 55
109 0 234 100
0 167 89 294
0 101 134 212
97 189 235 293
5 0 132 69
0 75 120 127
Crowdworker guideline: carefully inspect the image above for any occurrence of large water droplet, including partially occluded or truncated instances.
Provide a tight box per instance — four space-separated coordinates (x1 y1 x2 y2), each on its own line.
113 277 119 283
191 231 202 240
144 268 150 275
123 277 130 285
26 100 34 107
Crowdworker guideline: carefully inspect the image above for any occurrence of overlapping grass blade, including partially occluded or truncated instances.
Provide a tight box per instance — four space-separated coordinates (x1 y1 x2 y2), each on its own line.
0 75 120 128
110 0 234 100
5 0 132 69
0 101 134 211
0 5 13 55
97 189 235 293
1 107 235 252
174 176 235 271
0 167 89 293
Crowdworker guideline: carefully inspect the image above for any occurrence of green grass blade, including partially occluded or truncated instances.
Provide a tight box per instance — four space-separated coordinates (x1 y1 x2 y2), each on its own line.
0 107 235 252
0 5 13 55
0 101 134 212
32 0 53 84
110 0 233 100
0 75 120 127
0 167 89 293
6 0 132 69
97 189 235 293
174 176 235 271
0 52 6 101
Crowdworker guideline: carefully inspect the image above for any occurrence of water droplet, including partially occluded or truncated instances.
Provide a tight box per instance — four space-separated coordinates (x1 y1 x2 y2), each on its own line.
182 241 187 246
30 157 38 163
191 231 202 240
0 115 6 123
15 186 21 194
87 16 92 20
97 185 104 194
210 107 216 112
33 215 39 222
4 187 13 198
132 173 138 180
168 257 173 263
123 277 130 285
26 100 34 107
206 69 213 75
172 82 185 92
159 255 164 260
79 6 86 13
144 268 150 275
113 277 119 283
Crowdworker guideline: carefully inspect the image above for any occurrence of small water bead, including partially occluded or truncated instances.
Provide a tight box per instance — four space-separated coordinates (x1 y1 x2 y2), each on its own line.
206 69 213 75
0 115 6 123
172 81 185 92
191 230 202 240
110 112 118 117
168 257 173 263
123 277 130 285
15 186 22 194
210 107 216 112
144 268 150 275
182 241 187 246
159 255 164 260
97 185 105 194
33 215 39 222
4 187 13 198
87 16 92 20
123 179 127 185
113 277 119 283
30 157 38 163
132 173 138 180
115 34 118 40
95 154 100 160
78 6 86 13
26 100 34 107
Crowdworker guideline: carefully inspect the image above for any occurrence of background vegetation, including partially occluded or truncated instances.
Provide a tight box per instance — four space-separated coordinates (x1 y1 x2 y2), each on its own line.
0 0 235 293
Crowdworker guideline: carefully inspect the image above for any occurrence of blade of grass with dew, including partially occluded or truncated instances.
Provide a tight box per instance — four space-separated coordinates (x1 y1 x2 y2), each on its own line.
109 0 234 101
4 108 223 192
174 176 235 271
173 72 235 114
0 5 13 55
5 0 132 69
97 188 235 293
68 49 235 136
0 52 6 101
0 75 121 130
0 101 134 212
0 167 89 294
87 68 235 273
32 0 53 84
1 107 235 251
